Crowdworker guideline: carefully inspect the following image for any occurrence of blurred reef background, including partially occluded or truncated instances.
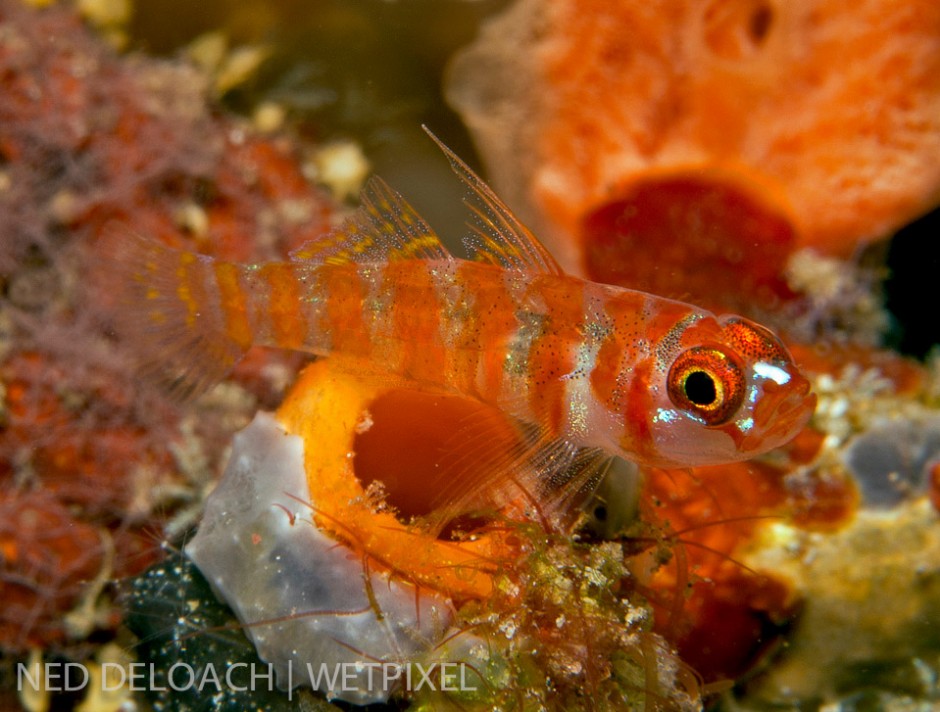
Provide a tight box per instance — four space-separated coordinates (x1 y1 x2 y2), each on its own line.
0 0 939 710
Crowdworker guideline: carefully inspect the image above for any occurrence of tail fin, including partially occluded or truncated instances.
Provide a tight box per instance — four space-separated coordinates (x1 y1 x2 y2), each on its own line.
97 226 251 401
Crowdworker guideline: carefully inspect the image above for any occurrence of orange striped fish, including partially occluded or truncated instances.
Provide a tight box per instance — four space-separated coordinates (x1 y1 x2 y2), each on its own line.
106 132 815 518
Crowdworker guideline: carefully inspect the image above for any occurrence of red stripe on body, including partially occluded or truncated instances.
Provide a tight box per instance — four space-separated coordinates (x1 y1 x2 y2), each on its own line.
386 262 447 383
523 275 584 438
324 263 372 358
622 358 656 462
455 263 518 401
259 263 307 350
213 261 253 350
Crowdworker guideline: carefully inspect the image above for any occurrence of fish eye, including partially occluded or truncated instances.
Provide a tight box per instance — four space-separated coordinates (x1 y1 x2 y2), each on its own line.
684 370 717 406
667 346 745 425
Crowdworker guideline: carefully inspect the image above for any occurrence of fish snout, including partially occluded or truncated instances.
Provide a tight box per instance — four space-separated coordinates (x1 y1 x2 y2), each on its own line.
750 369 816 448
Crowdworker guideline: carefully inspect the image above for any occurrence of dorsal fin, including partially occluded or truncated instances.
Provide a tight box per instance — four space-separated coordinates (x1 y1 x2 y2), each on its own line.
422 126 565 276
291 175 451 264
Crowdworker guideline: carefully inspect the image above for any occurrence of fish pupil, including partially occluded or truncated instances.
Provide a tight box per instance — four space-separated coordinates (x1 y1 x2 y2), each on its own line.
685 370 717 406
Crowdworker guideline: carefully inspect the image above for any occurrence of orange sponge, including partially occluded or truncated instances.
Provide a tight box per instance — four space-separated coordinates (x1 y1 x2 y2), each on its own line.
448 0 940 306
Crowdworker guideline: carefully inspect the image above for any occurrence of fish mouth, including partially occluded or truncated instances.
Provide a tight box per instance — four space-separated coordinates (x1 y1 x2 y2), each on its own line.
743 372 816 452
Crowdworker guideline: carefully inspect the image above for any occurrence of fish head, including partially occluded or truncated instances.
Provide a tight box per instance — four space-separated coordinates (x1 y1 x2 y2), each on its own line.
618 314 815 467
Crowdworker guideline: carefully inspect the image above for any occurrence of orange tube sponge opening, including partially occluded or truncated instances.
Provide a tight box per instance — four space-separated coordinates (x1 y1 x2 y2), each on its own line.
352 387 520 524
275 359 517 600
582 172 798 311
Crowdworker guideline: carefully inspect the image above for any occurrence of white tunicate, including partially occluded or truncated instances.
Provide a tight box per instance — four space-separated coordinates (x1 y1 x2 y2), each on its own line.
185 412 453 704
